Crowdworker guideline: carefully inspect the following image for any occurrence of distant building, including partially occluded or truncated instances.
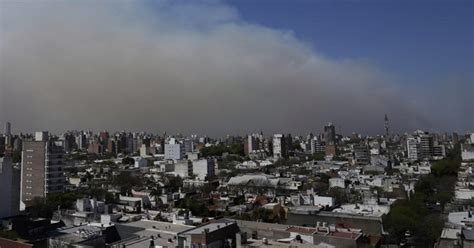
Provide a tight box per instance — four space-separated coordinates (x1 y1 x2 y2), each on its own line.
407 136 420 160
4 121 11 147
329 178 345 189
21 133 66 207
75 132 87 150
165 138 185 160
433 144 446 158
273 134 287 159
0 154 21 218
310 137 325 154
245 134 258 156
35 131 49 142
183 138 194 153
353 144 370 165
462 144 474 161
407 132 445 160
419 134 434 160
324 123 337 156
139 144 149 157
192 159 215 180
174 160 193 178
324 123 336 146
87 141 102 154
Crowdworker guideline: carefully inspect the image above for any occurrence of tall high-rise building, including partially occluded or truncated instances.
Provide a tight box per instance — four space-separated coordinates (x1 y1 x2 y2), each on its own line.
324 123 337 156
310 137 325 154
76 131 87 150
384 114 389 139
21 133 66 207
165 138 185 160
272 134 287 159
0 153 21 218
407 137 419 160
353 144 371 165
4 121 11 147
184 138 194 153
324 123 336 146
245 135 256 156
419 134 434 160
245 133 264 156
406 132 443 160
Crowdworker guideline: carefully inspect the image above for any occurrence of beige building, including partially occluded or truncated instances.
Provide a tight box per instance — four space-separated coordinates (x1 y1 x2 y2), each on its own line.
21 132 65 207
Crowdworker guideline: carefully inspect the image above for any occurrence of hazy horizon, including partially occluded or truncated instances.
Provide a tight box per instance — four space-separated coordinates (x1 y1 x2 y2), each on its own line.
1 0 473 136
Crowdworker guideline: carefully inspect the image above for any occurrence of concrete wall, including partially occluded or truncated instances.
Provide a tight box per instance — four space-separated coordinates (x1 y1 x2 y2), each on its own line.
285 212 383 235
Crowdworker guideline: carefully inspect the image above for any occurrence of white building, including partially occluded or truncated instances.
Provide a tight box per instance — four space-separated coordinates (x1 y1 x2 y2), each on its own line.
192 159 215 181
139 144 149 157
173 160 193 178
455 188 474 200
448 211 474 228
407 137 419 160
462 144 474 161
313 195 335 207
165 138 184 160
273 134 284 159
329 178 345 188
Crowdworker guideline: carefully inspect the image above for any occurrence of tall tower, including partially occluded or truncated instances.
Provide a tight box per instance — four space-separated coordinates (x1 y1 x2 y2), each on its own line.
324 123 337 156
384 114 389 138
4 122 11 147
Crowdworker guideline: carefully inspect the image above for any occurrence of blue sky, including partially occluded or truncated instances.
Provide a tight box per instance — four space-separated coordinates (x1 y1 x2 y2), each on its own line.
227 0 473 85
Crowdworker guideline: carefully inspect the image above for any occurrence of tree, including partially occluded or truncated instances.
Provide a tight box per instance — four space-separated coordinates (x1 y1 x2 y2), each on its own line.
122 157 135 165
113 171 142 195
383 146 461 245
312 152 325 161
164 174 183 192
150 183 162 209
12 150 22 163
332 156 348 161
328 188 348 204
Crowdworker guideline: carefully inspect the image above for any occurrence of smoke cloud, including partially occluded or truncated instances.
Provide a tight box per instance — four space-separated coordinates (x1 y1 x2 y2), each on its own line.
0 1 471 136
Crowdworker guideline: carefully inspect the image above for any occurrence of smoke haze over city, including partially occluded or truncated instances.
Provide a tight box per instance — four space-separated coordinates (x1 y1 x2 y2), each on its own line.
1 0 472 135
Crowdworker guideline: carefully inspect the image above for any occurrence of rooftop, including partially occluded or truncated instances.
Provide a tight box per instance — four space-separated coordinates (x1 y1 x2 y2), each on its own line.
440 228 460 240
179 220 234 235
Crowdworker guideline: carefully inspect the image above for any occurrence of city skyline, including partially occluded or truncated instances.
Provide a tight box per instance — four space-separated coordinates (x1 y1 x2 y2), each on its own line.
0 119 470 139
1 0 473 136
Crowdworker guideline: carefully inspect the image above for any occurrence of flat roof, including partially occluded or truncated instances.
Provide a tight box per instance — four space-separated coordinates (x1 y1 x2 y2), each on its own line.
180 223 228 235
120 220 192 234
